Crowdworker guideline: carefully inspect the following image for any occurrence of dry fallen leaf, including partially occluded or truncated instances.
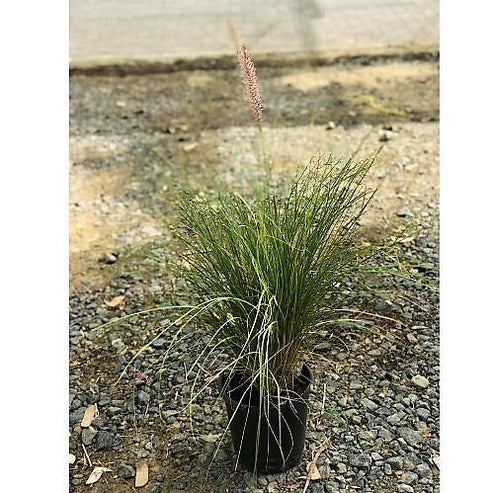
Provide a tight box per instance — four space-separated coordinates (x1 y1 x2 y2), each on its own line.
302 439 330 493
307 461 321 480
105 295 125 308
81 404 99 428
68 453 76 464
432 455 440 469
135 460 148 487
86 466 111 485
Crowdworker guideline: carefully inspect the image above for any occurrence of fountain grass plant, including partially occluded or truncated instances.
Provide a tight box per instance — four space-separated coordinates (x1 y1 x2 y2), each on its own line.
176 153 377 395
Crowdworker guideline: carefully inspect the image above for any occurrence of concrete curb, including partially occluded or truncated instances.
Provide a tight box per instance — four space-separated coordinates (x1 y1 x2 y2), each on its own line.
69 43 439 77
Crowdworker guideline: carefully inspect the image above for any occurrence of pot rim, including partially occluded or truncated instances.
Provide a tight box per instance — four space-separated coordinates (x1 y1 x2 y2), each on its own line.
218 363 312 410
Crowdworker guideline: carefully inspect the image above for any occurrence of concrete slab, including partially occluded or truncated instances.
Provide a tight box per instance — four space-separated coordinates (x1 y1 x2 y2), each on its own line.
70 0 438 64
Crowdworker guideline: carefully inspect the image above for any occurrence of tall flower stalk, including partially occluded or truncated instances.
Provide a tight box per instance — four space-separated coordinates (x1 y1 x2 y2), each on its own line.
236 42 272 177
236 43 264 128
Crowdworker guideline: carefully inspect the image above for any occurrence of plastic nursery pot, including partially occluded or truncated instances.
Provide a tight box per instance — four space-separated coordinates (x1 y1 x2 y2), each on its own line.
218 363 312 474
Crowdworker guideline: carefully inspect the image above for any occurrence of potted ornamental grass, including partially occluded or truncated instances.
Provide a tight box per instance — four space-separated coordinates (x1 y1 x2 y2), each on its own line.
110 43 384 475
177 44 380 474
176 151 377 473
171 44 383 474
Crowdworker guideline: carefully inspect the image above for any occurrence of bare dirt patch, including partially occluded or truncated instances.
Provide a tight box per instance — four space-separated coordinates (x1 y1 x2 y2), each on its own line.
70 146 161 289
202 122 438 238
274 61 437 92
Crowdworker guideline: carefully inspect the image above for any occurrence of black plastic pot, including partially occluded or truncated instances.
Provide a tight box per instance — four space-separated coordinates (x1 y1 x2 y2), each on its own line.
218 364 312 474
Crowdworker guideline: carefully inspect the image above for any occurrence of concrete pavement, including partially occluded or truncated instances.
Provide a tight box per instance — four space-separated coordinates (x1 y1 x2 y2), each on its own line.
70 0 438 65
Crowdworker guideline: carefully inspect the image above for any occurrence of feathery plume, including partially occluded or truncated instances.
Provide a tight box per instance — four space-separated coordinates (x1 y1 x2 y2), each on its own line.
236 44 264 126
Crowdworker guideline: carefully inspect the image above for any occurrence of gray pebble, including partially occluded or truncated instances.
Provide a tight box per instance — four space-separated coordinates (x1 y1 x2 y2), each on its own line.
350 380 363 390
397 485 414 493
379 428 393 442
411 375 430 389
396 206 411 217
398 427 423 447
361 398 378 411
117 462 135 479
387 457 404 470
401 471 418 485
69 408 85 426
81 427 97 445
359 430 375 442
350 454 372 468
387 412 404 425
417 408 430 420
151 338 166 348
94 431 114 451
416 463 432 478
137 390 150 405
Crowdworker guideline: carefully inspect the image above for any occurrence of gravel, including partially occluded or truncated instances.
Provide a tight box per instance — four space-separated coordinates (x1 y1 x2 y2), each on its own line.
350 454 372 468
68 225 439 492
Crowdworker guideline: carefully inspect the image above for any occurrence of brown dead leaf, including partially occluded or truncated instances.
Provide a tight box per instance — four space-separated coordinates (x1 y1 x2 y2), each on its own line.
86 466 111 485
302 439 330 493
135 460 149 487
307 461 321 480
104 295 125 308
81 404 99 428
68 453 76 464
